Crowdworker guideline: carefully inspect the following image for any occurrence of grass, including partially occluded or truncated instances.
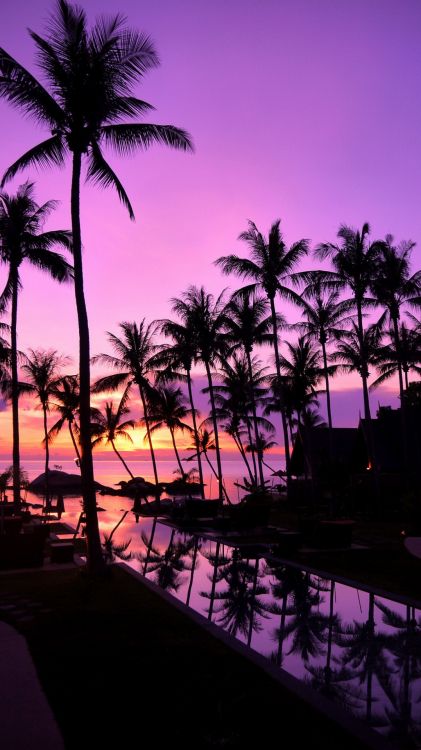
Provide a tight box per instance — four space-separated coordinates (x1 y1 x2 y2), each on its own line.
0 565 374 749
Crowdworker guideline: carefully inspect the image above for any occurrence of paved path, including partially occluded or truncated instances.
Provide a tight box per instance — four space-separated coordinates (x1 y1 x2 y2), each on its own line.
0 621 64 749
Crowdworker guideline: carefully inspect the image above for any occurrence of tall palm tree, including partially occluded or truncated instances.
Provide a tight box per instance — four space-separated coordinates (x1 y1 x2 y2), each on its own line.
332 323 383 421
216 219 309 479
0 0 192 571
141 384 193 475
277 337 325 427
371 236 421 403
372 324 421 392
185 422 221 492
315 223 382 423
151 317 205 498
172 287 229 501
21 349 67 505
225 292 276 487
0 183 71 506
210 354 274 487
47 374 81 462
298 276 354 432
92 320 160 486
90 386 136 479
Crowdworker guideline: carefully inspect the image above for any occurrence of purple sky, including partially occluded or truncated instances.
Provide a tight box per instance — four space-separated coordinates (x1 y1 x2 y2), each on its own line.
0 0 417 454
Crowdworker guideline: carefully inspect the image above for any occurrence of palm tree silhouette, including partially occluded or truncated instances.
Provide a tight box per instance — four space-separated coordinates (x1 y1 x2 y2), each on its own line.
0 183 71 506
201 548 271 640
22 349 68 505
297 276 354 433
139 528 194 592
172 287 229 501
375 599 421 744
210 353 273 488
277 572 329 662
315 224 382 423
142 384 193 475
47 374 81 463
153 316 205 497
92 321 160 486
0 0 192 571
370 236 421 401
185 422 221 493
372 324 421 392
216 219 309 480
339 593 389 723
90 386 136 479
276 337 325 427
332 322 382 421
225 292 276 487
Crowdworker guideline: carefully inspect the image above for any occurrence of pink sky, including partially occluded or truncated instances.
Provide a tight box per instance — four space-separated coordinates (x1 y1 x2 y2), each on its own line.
0 0 417 457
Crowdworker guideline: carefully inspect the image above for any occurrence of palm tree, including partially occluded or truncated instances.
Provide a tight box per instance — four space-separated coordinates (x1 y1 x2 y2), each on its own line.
21 349 67 505
371 324 421 392
92 320 160 486
298 276 354 433
315 223 382 423
0 0 192 571
90 386 136 479
210 354 274 487
371 236 421 403
185 422 221 492
277 337 325 427
142 384 193 475
225 292 276 487
332 323 383 421
172 287 229 501
139 528 194 592
216 219 309 479
151 317 205 497
47 374 81 462
201 549 271 640
0 183 72 506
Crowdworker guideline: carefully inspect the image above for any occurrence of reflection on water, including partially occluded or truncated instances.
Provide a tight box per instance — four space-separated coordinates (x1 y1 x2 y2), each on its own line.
9 460 421 748
134 523 421 748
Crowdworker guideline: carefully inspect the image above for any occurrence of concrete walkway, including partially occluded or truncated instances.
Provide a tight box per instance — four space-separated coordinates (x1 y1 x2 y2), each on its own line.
0 621 64 749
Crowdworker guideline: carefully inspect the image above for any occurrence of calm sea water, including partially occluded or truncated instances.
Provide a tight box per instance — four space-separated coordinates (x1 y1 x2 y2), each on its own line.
6 457 419 747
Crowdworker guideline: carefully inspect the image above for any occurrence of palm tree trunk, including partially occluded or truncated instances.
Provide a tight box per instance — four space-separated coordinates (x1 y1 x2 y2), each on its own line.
186 370 205 498
169 426 184 475
356 300 379 498
110 439 134 479
186 537 199 606
326 580 335 680
321 339 333 432
71 150 105 574
42 401 50 507
366 593 375 722
320 338 335 470
204 361 224 501
11 267 20 507
356 302 372 422
247 559 259 647
208 541 220 621
277 591 288 666
234 431 254 483
138 385 159 486
269 296 291 479
392 315 409 483
143 516 157 575
246 350 265 488
245 418 258 483
68 421 82 464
